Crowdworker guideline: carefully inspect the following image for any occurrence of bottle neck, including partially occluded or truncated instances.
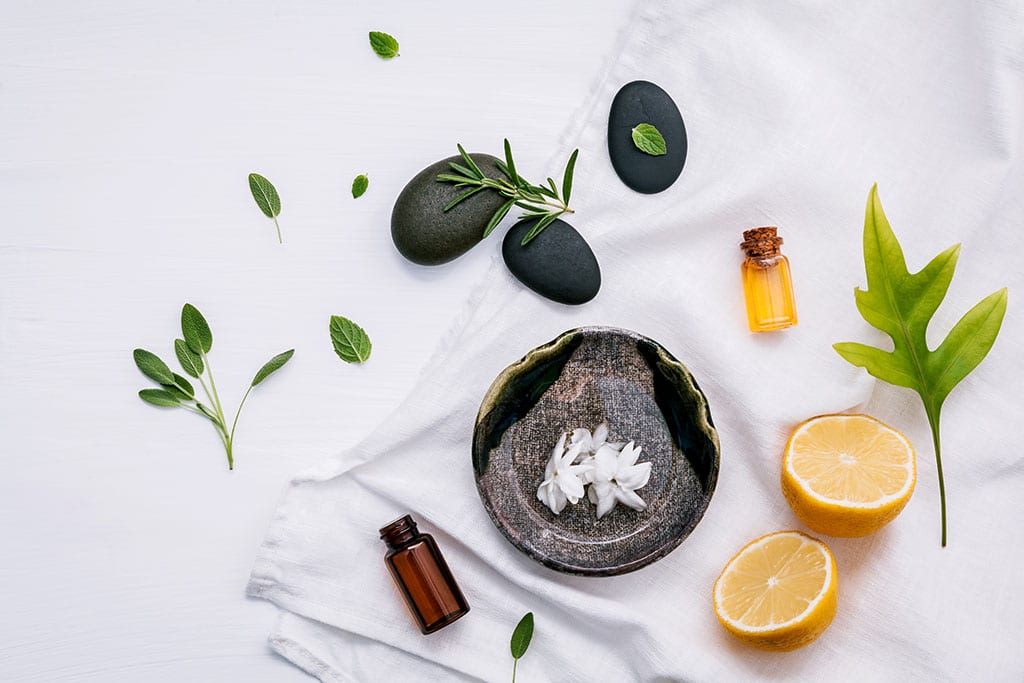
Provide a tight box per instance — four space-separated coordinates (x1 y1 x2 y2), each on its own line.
741 226 783 259
380 515 420 549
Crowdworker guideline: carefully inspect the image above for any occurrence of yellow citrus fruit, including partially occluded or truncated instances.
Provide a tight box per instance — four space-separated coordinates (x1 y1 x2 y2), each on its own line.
781 413 916 537
713 530 838 651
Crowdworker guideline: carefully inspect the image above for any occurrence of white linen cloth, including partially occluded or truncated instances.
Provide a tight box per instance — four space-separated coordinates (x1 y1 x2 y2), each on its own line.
248 1 1024 680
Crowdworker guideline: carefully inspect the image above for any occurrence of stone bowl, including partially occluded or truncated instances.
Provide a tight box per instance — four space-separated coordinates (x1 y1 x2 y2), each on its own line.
473 327 720 576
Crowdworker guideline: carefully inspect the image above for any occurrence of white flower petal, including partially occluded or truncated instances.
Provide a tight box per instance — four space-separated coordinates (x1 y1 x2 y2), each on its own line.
614 487 647 511
595 489 618 518
588 485 599 504
593 445 620 479
618 441 642 468
558 471 586 501
592 422 609 447
616 461 652 490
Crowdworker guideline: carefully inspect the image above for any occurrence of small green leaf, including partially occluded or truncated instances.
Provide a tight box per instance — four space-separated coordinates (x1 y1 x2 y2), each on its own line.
161 383 191 402
562 148 578 203
351 174 369 199
174 339 204 378
368 31 400 59
329 315 372 364
169 372 195 398
248 173 281 218
503 138 519 185
457 144 484 179
181 303 213 354
252 349 295 387
447 161 478 179
139 388 181 407
510 612 534 660
521 213 558 245
197 403 219 421
444 185 486 212
134 349 174 384
631 123 667 156
483 199 515 238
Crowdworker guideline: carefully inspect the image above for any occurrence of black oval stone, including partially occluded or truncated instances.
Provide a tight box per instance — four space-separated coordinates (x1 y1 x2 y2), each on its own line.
607 80 687 194
391 154 507 265
502 218 600 305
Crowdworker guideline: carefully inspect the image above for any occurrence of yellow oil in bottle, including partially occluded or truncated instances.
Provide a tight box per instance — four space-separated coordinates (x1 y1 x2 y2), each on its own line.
740 227 797 332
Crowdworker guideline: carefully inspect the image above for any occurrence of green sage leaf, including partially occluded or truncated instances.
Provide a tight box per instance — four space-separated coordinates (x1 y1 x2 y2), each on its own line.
139 388 181 407
169 373 195 398
248 173 281 218
134 349 174 385
351 174 369 199
181 303 213 354
252 349 295 387
174 338 204 378
834 184 1008 546
368 31 399 59
329 315 372 364
510 612 534 659
631 123 667 156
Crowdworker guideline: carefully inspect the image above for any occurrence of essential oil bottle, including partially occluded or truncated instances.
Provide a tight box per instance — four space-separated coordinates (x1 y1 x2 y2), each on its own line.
380 514 470 634
740 227 798 332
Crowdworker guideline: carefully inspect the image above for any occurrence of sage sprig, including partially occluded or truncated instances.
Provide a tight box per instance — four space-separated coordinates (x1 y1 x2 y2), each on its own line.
436 140 578 245
509 612 534 683
134 303 294 470
834 185 1008 546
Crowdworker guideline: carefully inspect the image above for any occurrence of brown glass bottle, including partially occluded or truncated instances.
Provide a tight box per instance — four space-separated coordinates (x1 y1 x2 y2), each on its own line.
380 515 470 634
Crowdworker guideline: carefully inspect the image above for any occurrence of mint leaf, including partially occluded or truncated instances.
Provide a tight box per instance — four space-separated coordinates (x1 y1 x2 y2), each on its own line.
139 388 181 407
134 349 174 384
368 31 399 59
181 303 213 354
174 338 204 377
352 174 369 199
329 315 372 363
631 123 667 156
252 349 294 387
834 184 1008 547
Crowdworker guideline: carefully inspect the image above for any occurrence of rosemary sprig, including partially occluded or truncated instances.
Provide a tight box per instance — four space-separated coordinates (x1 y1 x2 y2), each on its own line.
437 139 578 246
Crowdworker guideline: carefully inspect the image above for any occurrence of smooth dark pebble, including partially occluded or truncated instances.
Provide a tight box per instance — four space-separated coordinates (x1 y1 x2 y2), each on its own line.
607 80 687 194
391 154 507 265
502 218 601 305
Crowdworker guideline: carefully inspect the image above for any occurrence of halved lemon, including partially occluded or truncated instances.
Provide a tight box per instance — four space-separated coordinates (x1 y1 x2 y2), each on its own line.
713 530 838 651
782 413 916 537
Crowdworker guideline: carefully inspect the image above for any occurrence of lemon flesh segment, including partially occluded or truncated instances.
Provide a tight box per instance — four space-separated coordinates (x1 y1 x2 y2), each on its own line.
713 531 838 651
782 414 916 537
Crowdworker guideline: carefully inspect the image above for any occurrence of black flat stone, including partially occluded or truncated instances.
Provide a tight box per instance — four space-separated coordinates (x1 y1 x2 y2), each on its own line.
502 218 600 305
607 80 687 194
391 154 507 265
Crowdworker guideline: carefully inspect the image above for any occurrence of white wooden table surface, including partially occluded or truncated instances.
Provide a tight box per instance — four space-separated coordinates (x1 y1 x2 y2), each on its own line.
0 2 632 679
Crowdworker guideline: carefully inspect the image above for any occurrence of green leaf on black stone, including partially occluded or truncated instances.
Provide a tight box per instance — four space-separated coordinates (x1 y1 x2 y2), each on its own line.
483 199 515 238
562 148 579 203
368 31 399 59
351 174 369 199
252 349 295 387
181 303 213 354
134 348 174 384
174 338 204 378
139 388 181 407
329 315 372 364
631 123 667 156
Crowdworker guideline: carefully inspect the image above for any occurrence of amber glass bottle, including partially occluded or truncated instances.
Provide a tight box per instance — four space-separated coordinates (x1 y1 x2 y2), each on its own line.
740 227 798 332
380 515 470 634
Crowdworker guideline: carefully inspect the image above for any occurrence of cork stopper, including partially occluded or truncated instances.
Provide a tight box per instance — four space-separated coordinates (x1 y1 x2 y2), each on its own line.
741 227 783 258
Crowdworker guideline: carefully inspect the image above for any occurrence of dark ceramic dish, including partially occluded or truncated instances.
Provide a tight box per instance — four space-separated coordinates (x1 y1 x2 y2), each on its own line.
473 327 719 576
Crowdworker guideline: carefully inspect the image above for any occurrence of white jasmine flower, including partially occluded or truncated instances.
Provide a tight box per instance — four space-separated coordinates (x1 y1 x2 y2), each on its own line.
589 441 652 518
537 433 591 514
